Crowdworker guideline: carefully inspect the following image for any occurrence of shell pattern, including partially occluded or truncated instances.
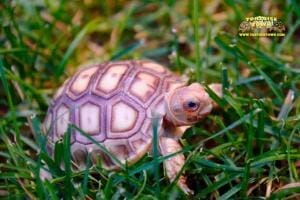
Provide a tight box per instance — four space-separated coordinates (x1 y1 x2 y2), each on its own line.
44 60 186 169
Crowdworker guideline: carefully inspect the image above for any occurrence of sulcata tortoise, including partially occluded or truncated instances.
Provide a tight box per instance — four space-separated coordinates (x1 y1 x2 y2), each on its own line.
43 60 222 194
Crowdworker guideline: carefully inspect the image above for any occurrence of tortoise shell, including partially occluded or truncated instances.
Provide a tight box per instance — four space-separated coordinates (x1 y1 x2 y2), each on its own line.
44 60 186 169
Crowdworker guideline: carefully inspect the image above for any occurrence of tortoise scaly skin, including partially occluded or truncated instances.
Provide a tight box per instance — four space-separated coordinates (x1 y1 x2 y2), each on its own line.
43 60 222 194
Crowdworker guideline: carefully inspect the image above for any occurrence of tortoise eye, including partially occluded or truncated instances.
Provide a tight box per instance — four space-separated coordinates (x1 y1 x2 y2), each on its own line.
183 100 200 111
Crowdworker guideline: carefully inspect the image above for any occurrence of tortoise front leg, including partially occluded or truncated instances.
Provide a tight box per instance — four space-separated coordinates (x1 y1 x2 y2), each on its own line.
159 136 193 195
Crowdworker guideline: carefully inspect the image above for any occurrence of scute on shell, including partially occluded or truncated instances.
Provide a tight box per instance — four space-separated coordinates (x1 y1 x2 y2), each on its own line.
44 60 186 169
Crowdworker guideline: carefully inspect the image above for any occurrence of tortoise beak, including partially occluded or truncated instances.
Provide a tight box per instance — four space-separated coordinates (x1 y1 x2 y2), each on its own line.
197 103 213 119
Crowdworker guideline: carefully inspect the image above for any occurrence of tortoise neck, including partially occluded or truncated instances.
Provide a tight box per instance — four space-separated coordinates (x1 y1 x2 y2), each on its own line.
162 118 186 138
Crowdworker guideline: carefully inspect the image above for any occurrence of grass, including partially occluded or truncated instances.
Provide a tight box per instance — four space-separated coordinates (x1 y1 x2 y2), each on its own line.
0 0 300 199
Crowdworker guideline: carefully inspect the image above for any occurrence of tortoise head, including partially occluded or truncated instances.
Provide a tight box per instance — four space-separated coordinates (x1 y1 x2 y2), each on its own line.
165 83 222 126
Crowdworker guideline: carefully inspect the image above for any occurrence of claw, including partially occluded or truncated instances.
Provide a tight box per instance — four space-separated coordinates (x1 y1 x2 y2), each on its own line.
178 177 194 195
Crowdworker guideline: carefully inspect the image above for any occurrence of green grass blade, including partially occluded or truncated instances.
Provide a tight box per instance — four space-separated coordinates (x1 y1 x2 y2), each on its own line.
251 150 300 168
44 180 59 200
0 57 21 144
63 125 73 199
221 64 229 90
250 63 284 102
287 128 299 182
240 161 250 197
82 152 91 195
54 140 64 166
110 41 143 60
0 48 27 54
193 157 243 172
56 18 104 77
195 173 241 198
132 170 147 200
31 116 47 153
152 117 161 197
220 183 242 200
192 0 201 81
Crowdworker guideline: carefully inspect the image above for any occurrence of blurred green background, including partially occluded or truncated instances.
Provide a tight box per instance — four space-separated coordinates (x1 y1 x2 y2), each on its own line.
0 0 300 199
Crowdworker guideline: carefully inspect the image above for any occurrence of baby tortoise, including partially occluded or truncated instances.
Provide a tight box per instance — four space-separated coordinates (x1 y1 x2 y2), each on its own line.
43 60 222 194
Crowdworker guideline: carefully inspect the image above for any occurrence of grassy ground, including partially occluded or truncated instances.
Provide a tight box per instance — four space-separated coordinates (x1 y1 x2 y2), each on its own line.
1 0 300 199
